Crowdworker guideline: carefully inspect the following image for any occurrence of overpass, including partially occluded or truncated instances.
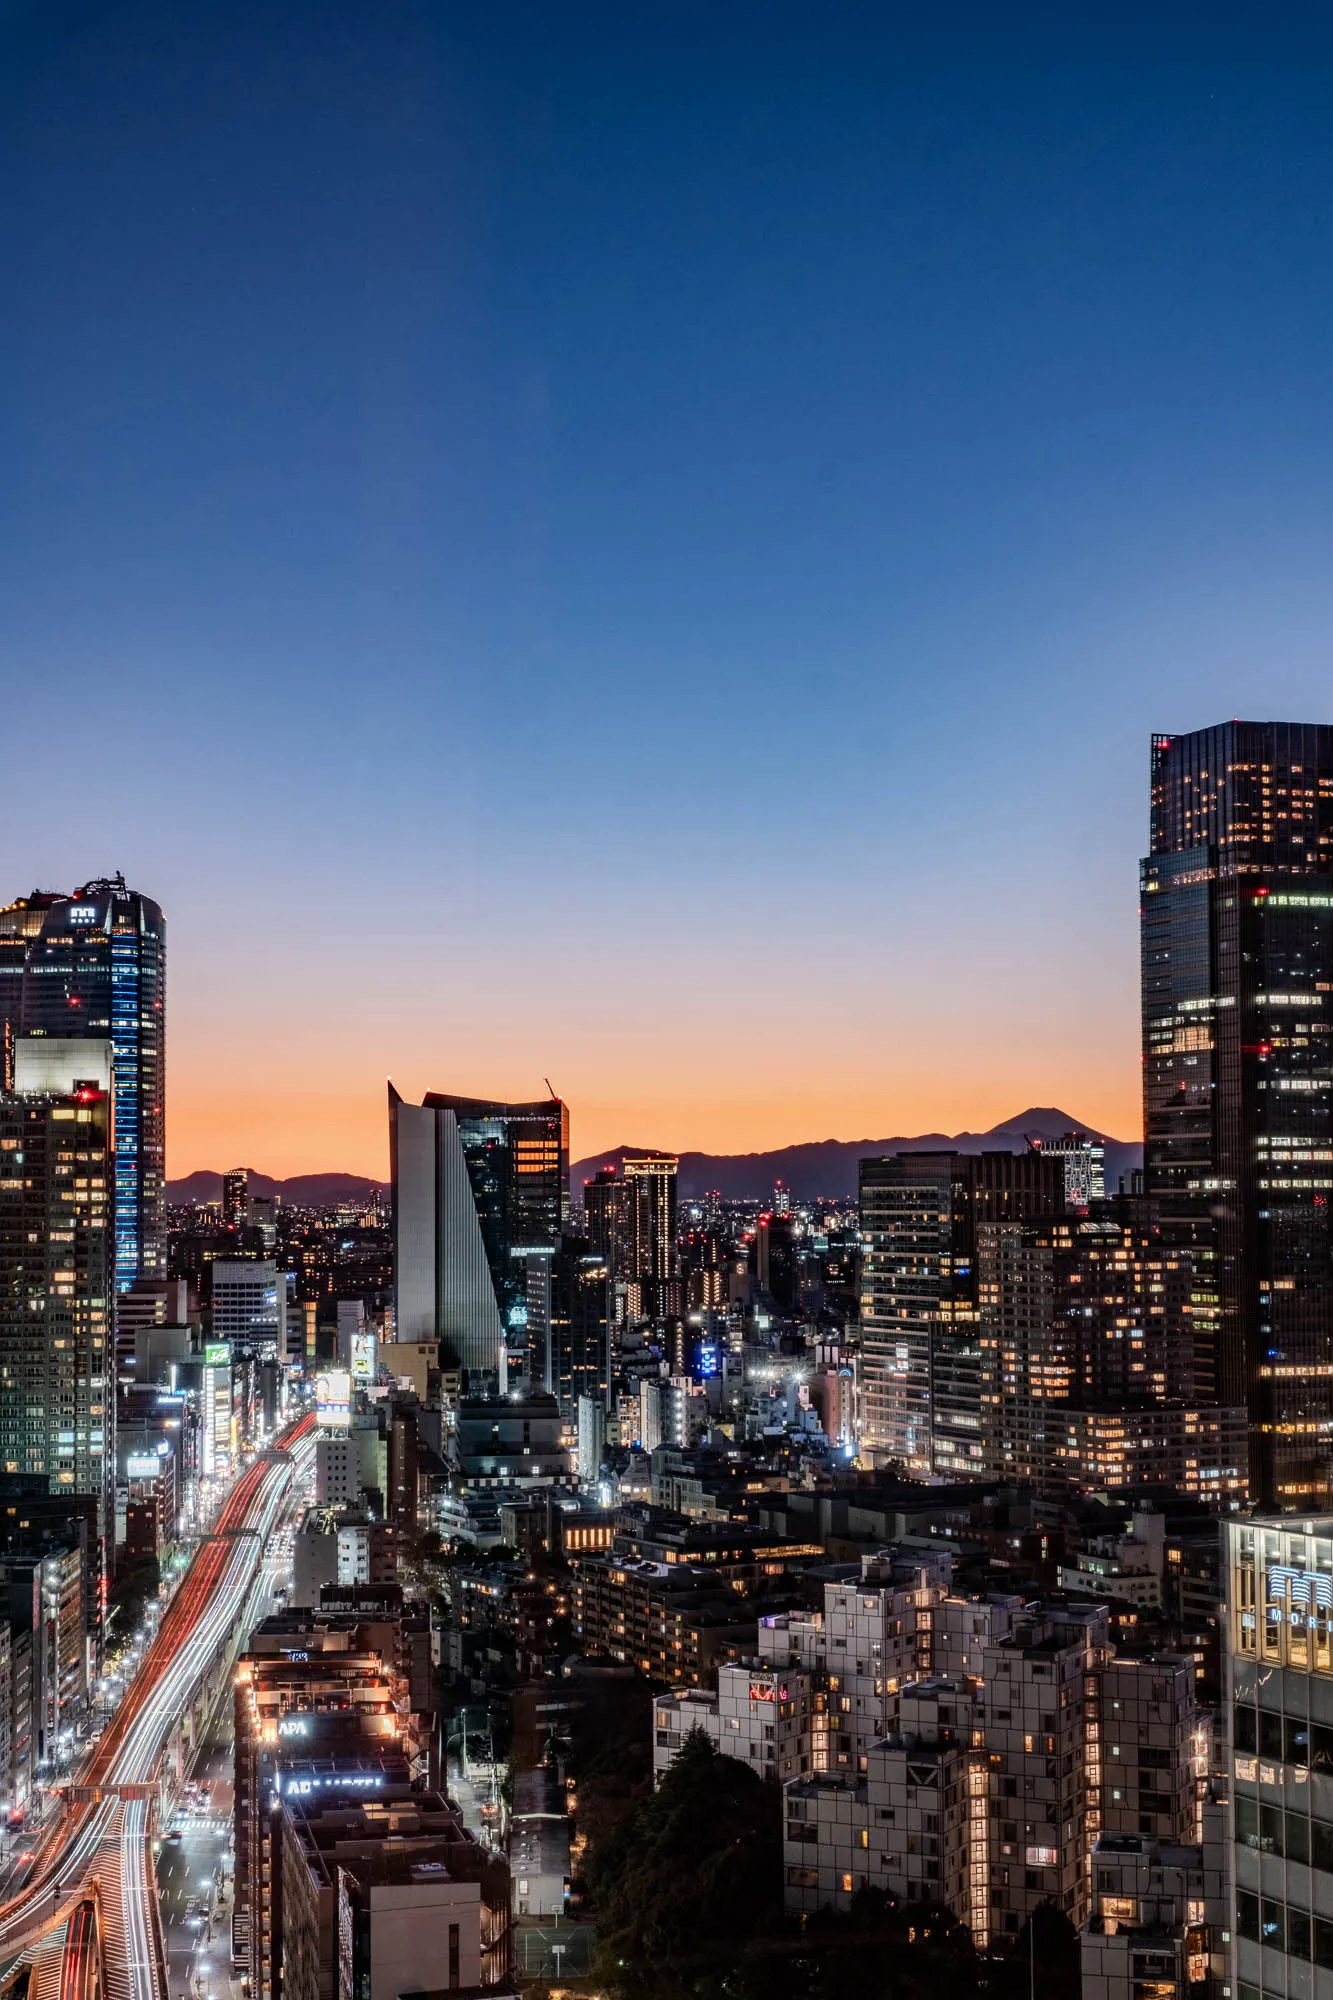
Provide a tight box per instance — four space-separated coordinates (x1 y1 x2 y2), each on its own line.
0 1414 316 2000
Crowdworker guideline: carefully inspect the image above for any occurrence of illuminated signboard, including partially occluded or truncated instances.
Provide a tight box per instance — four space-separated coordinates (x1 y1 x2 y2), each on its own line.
204 1343 230 1367
350 1332 376 1384
315 1370 351 1427
748 1683 789 1703
125 1454 161 1480
1268 1566 1333 1608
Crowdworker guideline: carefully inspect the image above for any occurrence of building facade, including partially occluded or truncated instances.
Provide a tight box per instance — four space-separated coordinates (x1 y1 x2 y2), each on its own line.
858 1150 1066 1478
1144 722 1333 1507
389 1085 568 1388
18 878 165 1297
0 1058 114 1552
1226 1515 1333 2000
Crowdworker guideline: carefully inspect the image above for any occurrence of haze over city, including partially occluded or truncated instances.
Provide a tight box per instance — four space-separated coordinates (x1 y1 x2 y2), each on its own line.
7 3 1333 1174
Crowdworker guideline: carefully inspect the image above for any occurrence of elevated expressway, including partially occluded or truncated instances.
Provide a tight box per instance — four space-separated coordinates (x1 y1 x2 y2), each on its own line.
1 1413 316 2000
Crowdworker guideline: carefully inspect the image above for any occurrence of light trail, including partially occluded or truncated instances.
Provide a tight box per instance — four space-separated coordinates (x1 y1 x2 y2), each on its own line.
0 1413 316 1995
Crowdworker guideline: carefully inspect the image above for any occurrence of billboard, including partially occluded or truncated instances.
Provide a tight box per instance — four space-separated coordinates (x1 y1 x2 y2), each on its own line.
125 1453 161 1480
350 1331 376 1384
204 1342 230 1366
315 1370 351 1427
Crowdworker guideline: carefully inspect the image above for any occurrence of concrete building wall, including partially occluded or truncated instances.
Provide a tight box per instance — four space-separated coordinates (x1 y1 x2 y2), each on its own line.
367 1879 482 1998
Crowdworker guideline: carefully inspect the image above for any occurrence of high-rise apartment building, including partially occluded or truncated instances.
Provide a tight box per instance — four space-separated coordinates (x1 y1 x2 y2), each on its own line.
858 1149 1066 1477
389 1085 568 1387
0 1045 114 1551
1143 722 1333 1506
977 1207 1246 1500
18 877 166 1295
624 1153 678 1301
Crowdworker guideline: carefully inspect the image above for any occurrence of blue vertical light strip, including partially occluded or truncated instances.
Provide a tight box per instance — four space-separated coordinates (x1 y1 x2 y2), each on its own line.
110 929 140 1292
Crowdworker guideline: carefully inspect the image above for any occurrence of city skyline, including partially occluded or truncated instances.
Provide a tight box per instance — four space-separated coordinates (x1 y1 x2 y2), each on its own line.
7 5 1333 1175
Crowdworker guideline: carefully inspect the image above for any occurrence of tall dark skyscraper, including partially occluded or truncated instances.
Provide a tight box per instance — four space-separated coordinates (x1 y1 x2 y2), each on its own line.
0 893 63 1090
547 1236 612 1416
389 1084 569 1386
1143 721 1333 1507
18 878 166 1296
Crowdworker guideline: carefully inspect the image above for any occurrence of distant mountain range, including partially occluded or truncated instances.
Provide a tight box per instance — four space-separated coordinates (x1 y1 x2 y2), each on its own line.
570 1107 1142 1203
166 1170 386 1208
168 1108 1142 1210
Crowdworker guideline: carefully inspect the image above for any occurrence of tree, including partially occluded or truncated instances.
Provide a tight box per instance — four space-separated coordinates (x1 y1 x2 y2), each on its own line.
589 1731 782 1998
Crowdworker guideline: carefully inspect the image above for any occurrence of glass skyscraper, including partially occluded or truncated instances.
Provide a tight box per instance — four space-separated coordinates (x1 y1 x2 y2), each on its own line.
18 877 166 1294
390 1084 569 1387
1143 721 1333 1507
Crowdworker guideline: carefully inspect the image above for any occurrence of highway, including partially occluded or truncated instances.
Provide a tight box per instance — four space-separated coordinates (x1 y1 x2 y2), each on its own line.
0 1413 316 2000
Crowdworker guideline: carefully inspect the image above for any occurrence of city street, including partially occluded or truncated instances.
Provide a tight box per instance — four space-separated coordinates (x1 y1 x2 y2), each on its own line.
157 1738 235 2000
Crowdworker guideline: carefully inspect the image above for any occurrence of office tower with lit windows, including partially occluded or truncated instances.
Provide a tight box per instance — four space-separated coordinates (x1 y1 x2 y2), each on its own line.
389 1084 568 1387
210 1260 283 1361
624 1153 678 1313
223 1167 249 1228
0 1042 114 1552
858 1148 1065 1478
583 1166 630 1276
18 877 165 1297
0 894 63 1091
1029 1130 1105 1210
547 1236 611 1416
1143 721 1333 1507
978 1206 1248 1501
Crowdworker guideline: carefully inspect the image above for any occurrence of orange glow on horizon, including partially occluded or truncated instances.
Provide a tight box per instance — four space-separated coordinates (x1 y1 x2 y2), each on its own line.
169 1062 1143 1182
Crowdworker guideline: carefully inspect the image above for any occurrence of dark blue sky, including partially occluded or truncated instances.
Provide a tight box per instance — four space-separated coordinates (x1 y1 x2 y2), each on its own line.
3 0 1333 1170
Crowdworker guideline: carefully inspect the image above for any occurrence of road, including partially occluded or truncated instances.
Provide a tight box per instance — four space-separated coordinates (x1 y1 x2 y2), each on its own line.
0 1414 316 2000
156 1746 232 2000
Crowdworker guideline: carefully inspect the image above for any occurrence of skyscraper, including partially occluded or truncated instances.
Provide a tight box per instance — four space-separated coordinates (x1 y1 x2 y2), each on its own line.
388 1084 568 1387
623 1153 678 1314
858 1148 1066 1477
0 1042 115 1550
210 1260 284 1361
1143 721 1333 1507
583 1166 630 1276
0 894 63 1091
18 877 166 1295
547 1236 611 1416
223 1167 250 1228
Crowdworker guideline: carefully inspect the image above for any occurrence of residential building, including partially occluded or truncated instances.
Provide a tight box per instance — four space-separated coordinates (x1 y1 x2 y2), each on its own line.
652 1663 816 1784
858 1149 1066 1478
623 1154 678 1314
1081 1820 1229 2000
979 1210 1249 1503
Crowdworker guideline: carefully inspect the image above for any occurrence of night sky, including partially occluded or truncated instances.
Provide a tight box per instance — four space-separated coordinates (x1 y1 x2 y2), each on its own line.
4 0 1333 1173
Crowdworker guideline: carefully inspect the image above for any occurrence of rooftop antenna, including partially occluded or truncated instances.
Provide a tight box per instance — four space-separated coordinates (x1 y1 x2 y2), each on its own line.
544 1077 559 1101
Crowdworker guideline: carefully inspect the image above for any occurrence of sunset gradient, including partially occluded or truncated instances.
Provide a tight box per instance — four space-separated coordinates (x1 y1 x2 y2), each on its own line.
5 3 1333 1180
